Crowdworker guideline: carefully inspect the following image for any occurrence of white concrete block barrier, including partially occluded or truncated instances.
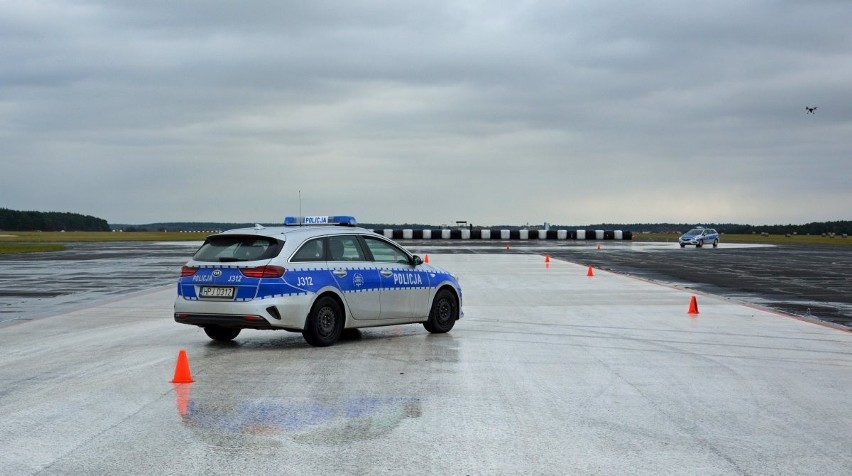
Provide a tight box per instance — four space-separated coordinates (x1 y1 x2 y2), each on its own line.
374 229 633 240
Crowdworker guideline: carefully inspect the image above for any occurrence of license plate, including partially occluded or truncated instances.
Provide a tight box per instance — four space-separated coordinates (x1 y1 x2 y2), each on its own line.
200 286 235 299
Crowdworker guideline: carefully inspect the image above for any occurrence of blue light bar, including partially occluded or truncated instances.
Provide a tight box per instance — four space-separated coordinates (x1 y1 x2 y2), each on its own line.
283 215 357 226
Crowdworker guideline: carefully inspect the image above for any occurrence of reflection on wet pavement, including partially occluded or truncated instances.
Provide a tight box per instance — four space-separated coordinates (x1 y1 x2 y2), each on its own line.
178 391 422 446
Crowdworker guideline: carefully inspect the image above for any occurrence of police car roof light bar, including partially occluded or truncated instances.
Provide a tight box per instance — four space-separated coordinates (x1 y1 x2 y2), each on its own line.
283 215 357 226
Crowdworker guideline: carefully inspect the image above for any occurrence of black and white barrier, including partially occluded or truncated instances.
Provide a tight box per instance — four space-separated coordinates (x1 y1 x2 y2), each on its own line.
374 229 633 240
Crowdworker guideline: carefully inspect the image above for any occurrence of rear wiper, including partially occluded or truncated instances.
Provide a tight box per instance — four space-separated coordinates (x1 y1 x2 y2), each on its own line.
218 257 241 263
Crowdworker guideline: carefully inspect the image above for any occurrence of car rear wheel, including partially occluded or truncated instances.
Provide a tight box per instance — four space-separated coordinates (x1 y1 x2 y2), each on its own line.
303 296 344 347
424 289 457 334
204 326 241 342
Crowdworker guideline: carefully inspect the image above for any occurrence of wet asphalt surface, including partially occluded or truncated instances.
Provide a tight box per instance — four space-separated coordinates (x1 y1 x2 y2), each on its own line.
407 240 852 330
1 239 850 330
550 243 852 329
0 241 198 325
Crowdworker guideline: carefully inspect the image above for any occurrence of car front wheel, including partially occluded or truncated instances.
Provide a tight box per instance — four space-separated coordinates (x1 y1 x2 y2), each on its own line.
424 289 458 334
713 239 718 248
303 296 344 347
204 326 241 342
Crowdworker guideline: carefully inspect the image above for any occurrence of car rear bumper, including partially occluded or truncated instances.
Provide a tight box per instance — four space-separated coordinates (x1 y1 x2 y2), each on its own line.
174 294 315 330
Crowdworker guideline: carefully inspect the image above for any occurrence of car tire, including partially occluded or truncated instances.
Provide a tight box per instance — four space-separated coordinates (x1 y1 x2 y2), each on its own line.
680 243 685 248
424 289 458 334
303 296 344 347
713 239 718 248
696 240 703 248
204 326 240 342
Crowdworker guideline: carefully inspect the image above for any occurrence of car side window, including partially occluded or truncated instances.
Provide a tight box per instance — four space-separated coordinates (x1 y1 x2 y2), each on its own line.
328 235 366 262
291 238 325 262
363 237 410 264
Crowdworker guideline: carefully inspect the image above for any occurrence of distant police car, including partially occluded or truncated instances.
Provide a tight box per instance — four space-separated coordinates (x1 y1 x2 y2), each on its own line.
679 227 720 248
174 216 462 347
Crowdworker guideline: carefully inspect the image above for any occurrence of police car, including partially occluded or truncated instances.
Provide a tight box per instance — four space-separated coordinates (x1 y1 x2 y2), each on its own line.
679 227 720 248
174 216 462 347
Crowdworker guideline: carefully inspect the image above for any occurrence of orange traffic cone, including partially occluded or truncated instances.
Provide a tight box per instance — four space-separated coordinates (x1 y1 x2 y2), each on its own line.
424 254 430 264
597 244 602 250
586 266 594 277
506 244 510 251
171 349 195 383
545 255 551 263
688 296 699 315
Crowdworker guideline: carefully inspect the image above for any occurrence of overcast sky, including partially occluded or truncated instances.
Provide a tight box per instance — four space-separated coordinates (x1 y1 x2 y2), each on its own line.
2 1 850 226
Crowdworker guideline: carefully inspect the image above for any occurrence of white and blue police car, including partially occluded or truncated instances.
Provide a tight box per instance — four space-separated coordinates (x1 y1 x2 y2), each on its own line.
174 216 462 347
679 226 720 248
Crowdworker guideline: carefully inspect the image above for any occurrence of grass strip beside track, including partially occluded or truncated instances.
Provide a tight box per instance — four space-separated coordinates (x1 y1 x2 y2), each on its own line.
0 231 207 255
0 231 208 243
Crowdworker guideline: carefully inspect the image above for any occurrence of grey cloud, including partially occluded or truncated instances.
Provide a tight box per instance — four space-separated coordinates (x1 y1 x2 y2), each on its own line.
1 0 850 225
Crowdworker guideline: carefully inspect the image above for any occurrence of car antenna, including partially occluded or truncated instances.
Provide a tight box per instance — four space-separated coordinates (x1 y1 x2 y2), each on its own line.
298 189 302 226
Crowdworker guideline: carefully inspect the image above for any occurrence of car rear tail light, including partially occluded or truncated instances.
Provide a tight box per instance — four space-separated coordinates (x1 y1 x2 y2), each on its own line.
240 265 286 278
181 266 198 277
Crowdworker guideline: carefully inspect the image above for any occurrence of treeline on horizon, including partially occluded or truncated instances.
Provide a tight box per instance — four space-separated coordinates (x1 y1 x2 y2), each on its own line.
113 220 852 235
0 208 109 232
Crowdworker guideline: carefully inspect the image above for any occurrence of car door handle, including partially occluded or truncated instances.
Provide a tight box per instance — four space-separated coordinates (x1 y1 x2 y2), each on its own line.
333 269 347 278
380 270 393 277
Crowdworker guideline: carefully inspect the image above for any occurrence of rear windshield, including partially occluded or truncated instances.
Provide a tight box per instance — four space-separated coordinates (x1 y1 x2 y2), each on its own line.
193 235 283 263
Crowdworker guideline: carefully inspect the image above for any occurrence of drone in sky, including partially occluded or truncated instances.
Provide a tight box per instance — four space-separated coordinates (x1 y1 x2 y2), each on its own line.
805 106 818 114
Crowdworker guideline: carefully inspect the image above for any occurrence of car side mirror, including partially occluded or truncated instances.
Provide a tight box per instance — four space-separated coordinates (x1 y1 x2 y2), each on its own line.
411 255 423 266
